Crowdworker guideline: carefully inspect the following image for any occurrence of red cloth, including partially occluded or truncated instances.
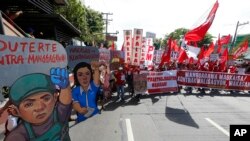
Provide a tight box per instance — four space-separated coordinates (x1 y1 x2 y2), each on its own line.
220 34 231 45
114 71 126 85
184 0 219 42
228 66 237 73
177 48 188 63
204 42 215 57
233 40 248 59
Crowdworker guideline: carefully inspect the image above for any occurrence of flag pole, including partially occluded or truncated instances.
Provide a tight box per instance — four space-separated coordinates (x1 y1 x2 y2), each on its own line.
230 21 249 54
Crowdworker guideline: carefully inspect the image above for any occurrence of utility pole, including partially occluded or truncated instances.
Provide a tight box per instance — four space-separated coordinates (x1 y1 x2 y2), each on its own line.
230 21 249 53
101 12 113 40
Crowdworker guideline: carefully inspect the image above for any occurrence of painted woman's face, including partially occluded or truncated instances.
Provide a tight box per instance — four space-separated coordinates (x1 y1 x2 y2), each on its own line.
18 92 57 125
77 67 91 89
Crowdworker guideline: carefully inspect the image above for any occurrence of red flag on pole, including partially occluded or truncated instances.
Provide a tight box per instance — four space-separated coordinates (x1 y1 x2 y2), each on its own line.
233 40 249 59
159 38 172 68
178 48 188 63
121 42 125 51
184 0 219 42
172 40 180 52
220 34 231 45
217 34 222 53
204 42 215 57
220 48 228 72
197 46 205 62
111 41 115 50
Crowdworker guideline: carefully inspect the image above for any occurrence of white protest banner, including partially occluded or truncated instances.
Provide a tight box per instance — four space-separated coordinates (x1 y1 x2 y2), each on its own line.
0 34 67 89
154 50 163 64
132 28 143 66
145 45 155 69
124 30 132 64
99 47 110 64
147 70 178 94
210 53 219 61
170 51 179 60
66 46 99 69
140 37 147 64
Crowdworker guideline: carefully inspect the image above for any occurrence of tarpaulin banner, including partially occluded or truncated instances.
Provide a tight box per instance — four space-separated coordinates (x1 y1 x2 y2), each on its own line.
177 70 250 90
145 70 178 94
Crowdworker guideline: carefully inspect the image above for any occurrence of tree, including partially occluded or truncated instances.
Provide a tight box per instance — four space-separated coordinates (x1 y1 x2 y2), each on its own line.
55 0 105 46
153 38 163 50
85 7 105 46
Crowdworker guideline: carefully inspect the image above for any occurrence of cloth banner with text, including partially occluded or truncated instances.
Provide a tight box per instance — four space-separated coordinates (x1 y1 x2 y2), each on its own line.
124 30 132 64
0 34 68 101
143 70 178 94
177 70 250 91
132 29 143 66
66 46 99 69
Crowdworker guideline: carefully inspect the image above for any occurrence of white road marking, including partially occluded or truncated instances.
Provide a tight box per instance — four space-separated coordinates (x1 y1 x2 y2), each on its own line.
125 119 135 141
205 118 229 136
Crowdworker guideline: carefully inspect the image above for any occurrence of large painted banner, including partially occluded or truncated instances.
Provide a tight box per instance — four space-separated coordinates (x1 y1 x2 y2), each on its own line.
178 70 250 90
0 34 68 101
133 74 147 94
66 46 99 69
110 50 124 70
146 70 178 94
99 47 110 64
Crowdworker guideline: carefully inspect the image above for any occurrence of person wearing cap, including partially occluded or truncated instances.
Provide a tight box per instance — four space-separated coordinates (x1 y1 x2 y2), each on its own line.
4 68 72 141
114 67 126 102
25 27 35 38
71 61 100 123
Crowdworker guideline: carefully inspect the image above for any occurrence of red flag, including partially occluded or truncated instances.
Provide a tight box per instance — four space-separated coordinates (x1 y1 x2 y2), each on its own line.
198 47 205 61
233 40 249 59
220 48 228 71
184 0 219 42
121 42 125 51
171 40 180 52
109 41 115 50
111 41 115 50
220 34 231 45
160 44 171 64
197 46 205 67
178 48 188 63
204 42 215 57
217 34 222 53
189 57 194 64
159 39 172 68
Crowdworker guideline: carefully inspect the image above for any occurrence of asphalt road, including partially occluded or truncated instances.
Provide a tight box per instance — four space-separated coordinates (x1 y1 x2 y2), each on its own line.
69 90 250 141
1 89 250 141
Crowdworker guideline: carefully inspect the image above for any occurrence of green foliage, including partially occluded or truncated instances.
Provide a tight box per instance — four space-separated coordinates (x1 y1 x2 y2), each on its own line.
55 0 105 45
153 38 163 50
85 7 105 45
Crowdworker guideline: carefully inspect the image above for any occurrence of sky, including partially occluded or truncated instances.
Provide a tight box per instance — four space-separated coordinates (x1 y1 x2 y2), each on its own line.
83 0 250 49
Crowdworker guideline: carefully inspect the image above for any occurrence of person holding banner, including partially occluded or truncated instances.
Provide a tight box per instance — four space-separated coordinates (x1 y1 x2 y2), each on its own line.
72 61 100 123
4 68 72 141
